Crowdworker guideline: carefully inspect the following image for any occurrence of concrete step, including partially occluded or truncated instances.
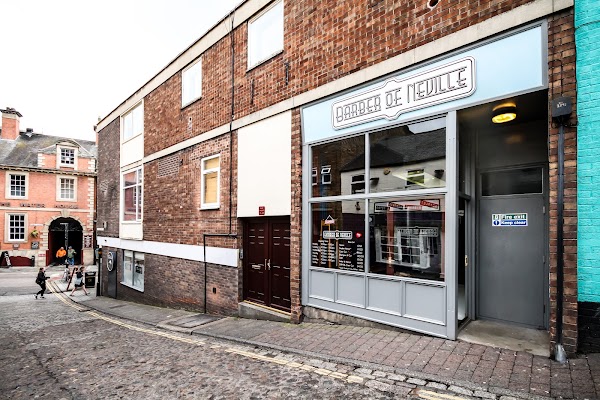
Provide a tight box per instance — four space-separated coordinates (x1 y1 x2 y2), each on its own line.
238 301 290 323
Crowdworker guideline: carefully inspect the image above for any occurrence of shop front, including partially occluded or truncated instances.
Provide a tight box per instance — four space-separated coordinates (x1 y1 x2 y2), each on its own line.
301 22 550 339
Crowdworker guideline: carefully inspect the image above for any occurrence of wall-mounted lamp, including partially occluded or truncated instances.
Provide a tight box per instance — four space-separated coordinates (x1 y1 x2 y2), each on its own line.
492 103 517 124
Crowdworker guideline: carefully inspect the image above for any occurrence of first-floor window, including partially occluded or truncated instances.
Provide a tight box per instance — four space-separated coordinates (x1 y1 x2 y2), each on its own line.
9 174 27 198
201 155 220 209
123 168 142 221
123 251 144 291
59 177 76 200
8 214 26 241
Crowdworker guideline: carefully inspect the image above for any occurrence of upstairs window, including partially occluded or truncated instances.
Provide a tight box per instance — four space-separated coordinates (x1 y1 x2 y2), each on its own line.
57 177 77 201
182 58 202 106
58 147 76 167
321 165 331 185
7 173 27 198
351 174 365 194
248 0 284 69
201 155 220 209
122 103 143 141
123 168 143 221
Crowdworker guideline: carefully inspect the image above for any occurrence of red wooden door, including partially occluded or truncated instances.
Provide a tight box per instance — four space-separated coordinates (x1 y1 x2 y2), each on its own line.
244 218 291 312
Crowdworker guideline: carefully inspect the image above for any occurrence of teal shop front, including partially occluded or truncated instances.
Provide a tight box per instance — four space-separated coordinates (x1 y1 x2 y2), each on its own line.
301 23 550 339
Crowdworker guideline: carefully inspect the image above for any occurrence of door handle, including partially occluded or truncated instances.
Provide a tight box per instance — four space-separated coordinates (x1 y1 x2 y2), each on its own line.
267 259 271 270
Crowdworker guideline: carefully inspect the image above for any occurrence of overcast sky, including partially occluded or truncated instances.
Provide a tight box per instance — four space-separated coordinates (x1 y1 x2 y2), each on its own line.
0 0 240 142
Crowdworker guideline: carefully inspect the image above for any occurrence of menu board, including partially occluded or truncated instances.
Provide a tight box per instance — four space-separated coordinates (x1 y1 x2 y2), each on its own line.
311 239 364 272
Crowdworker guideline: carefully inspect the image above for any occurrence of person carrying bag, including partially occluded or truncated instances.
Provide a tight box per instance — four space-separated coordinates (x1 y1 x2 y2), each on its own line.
35 267 49 299
69 267 89 296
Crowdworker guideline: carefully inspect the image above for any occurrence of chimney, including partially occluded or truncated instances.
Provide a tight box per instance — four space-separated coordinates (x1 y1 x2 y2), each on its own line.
1 107 22 140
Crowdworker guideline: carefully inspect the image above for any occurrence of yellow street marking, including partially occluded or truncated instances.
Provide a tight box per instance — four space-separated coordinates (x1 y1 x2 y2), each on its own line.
347 375 364 384
416 390 467 400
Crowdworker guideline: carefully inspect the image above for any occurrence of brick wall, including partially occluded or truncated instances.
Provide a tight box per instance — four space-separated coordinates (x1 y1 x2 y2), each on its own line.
142 0 540 156
575 0 600 353
547 9 578 355
290 108 302 322
143 133 238 247
96 118 120 238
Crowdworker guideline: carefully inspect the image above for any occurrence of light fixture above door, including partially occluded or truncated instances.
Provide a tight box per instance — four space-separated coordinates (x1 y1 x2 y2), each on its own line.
492 103 517 124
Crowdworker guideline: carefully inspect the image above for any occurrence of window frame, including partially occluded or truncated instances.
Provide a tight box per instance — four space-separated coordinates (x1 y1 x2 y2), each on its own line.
181 57 203 107
5 213 27 243
5 171 28 199
247 0 284 69
122 250 144 291
200 154 221 210
57 145 77 168
121 167 143 223
56 175 77 202
121 102 144 143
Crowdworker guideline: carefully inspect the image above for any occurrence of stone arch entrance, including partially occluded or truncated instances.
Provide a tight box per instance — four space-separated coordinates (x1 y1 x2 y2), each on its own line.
48 218 83 265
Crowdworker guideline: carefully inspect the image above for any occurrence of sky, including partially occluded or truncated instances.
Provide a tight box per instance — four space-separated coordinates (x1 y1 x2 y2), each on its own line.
0 0 240 142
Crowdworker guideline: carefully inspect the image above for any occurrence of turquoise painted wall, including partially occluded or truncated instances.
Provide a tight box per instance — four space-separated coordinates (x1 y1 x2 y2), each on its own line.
577 0 600 302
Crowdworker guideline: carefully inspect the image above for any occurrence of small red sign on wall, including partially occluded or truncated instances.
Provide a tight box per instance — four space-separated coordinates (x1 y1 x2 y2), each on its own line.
259 206 265 216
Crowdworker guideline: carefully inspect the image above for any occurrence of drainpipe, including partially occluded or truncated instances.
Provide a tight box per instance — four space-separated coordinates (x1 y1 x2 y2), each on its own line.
555 122 567 364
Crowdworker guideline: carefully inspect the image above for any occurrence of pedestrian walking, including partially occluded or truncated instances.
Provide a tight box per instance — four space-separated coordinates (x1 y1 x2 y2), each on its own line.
35 267 49 299
66 246 77 265
70 266 89 296
56 247 66 265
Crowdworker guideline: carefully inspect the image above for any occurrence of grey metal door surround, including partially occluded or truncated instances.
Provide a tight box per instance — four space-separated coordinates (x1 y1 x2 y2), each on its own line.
478 171 546 328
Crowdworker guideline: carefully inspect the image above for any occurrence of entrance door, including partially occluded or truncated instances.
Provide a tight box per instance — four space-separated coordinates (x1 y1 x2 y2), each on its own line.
478 166 546 328
244 218 291 312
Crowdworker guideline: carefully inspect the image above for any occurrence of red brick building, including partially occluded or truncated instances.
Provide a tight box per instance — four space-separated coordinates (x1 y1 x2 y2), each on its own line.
0 108 97 268
95 0 578 355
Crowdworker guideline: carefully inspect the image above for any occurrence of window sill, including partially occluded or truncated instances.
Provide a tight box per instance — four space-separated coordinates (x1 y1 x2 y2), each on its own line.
5 196 27 200
247 49 283 73
181 96 202 110
121 220 143 225
200 204 220 210
120 281 144 292
56 198 77 202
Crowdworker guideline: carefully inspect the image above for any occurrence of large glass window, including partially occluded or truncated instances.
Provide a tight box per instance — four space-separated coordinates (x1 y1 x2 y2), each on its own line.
369 197 445 281
309 116 448 283
182 58 202 106
310 201 365 272
123 251 144 291
370 118 446 193
248 0 284 68
123 168 142 221
58 177 76 200
311 135 365 198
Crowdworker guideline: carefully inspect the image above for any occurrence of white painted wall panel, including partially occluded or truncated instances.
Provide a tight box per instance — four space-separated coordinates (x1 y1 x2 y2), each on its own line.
120 223 143 240
121 134 144 167
237 111 291 217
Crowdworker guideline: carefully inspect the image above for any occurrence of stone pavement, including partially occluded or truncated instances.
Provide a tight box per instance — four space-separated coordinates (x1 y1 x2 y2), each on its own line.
47 277 600 400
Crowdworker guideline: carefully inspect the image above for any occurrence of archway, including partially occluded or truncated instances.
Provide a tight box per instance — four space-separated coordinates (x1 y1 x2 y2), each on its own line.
49 218 83 265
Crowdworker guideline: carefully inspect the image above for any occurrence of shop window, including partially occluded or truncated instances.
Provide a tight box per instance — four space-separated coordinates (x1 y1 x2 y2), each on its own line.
123 250 144 291
122 168 142 221
310 201 365 272
370 117 446 193
201 155 220 209
370 197 444 281
6 213 26 242
122 103 143 141
247 0 284 69
311 135 365 198
182 58 202 106
7 172 27 198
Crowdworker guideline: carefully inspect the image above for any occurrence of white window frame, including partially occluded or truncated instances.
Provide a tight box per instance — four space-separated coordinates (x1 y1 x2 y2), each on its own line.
247 0 284 69
57 145 77 168
5 213 27 242
121 167 143 222
121 102 144 142
182 58 202 107
5 171 28 199
122 250 144 291
56 175 77 202
201 154 220 210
